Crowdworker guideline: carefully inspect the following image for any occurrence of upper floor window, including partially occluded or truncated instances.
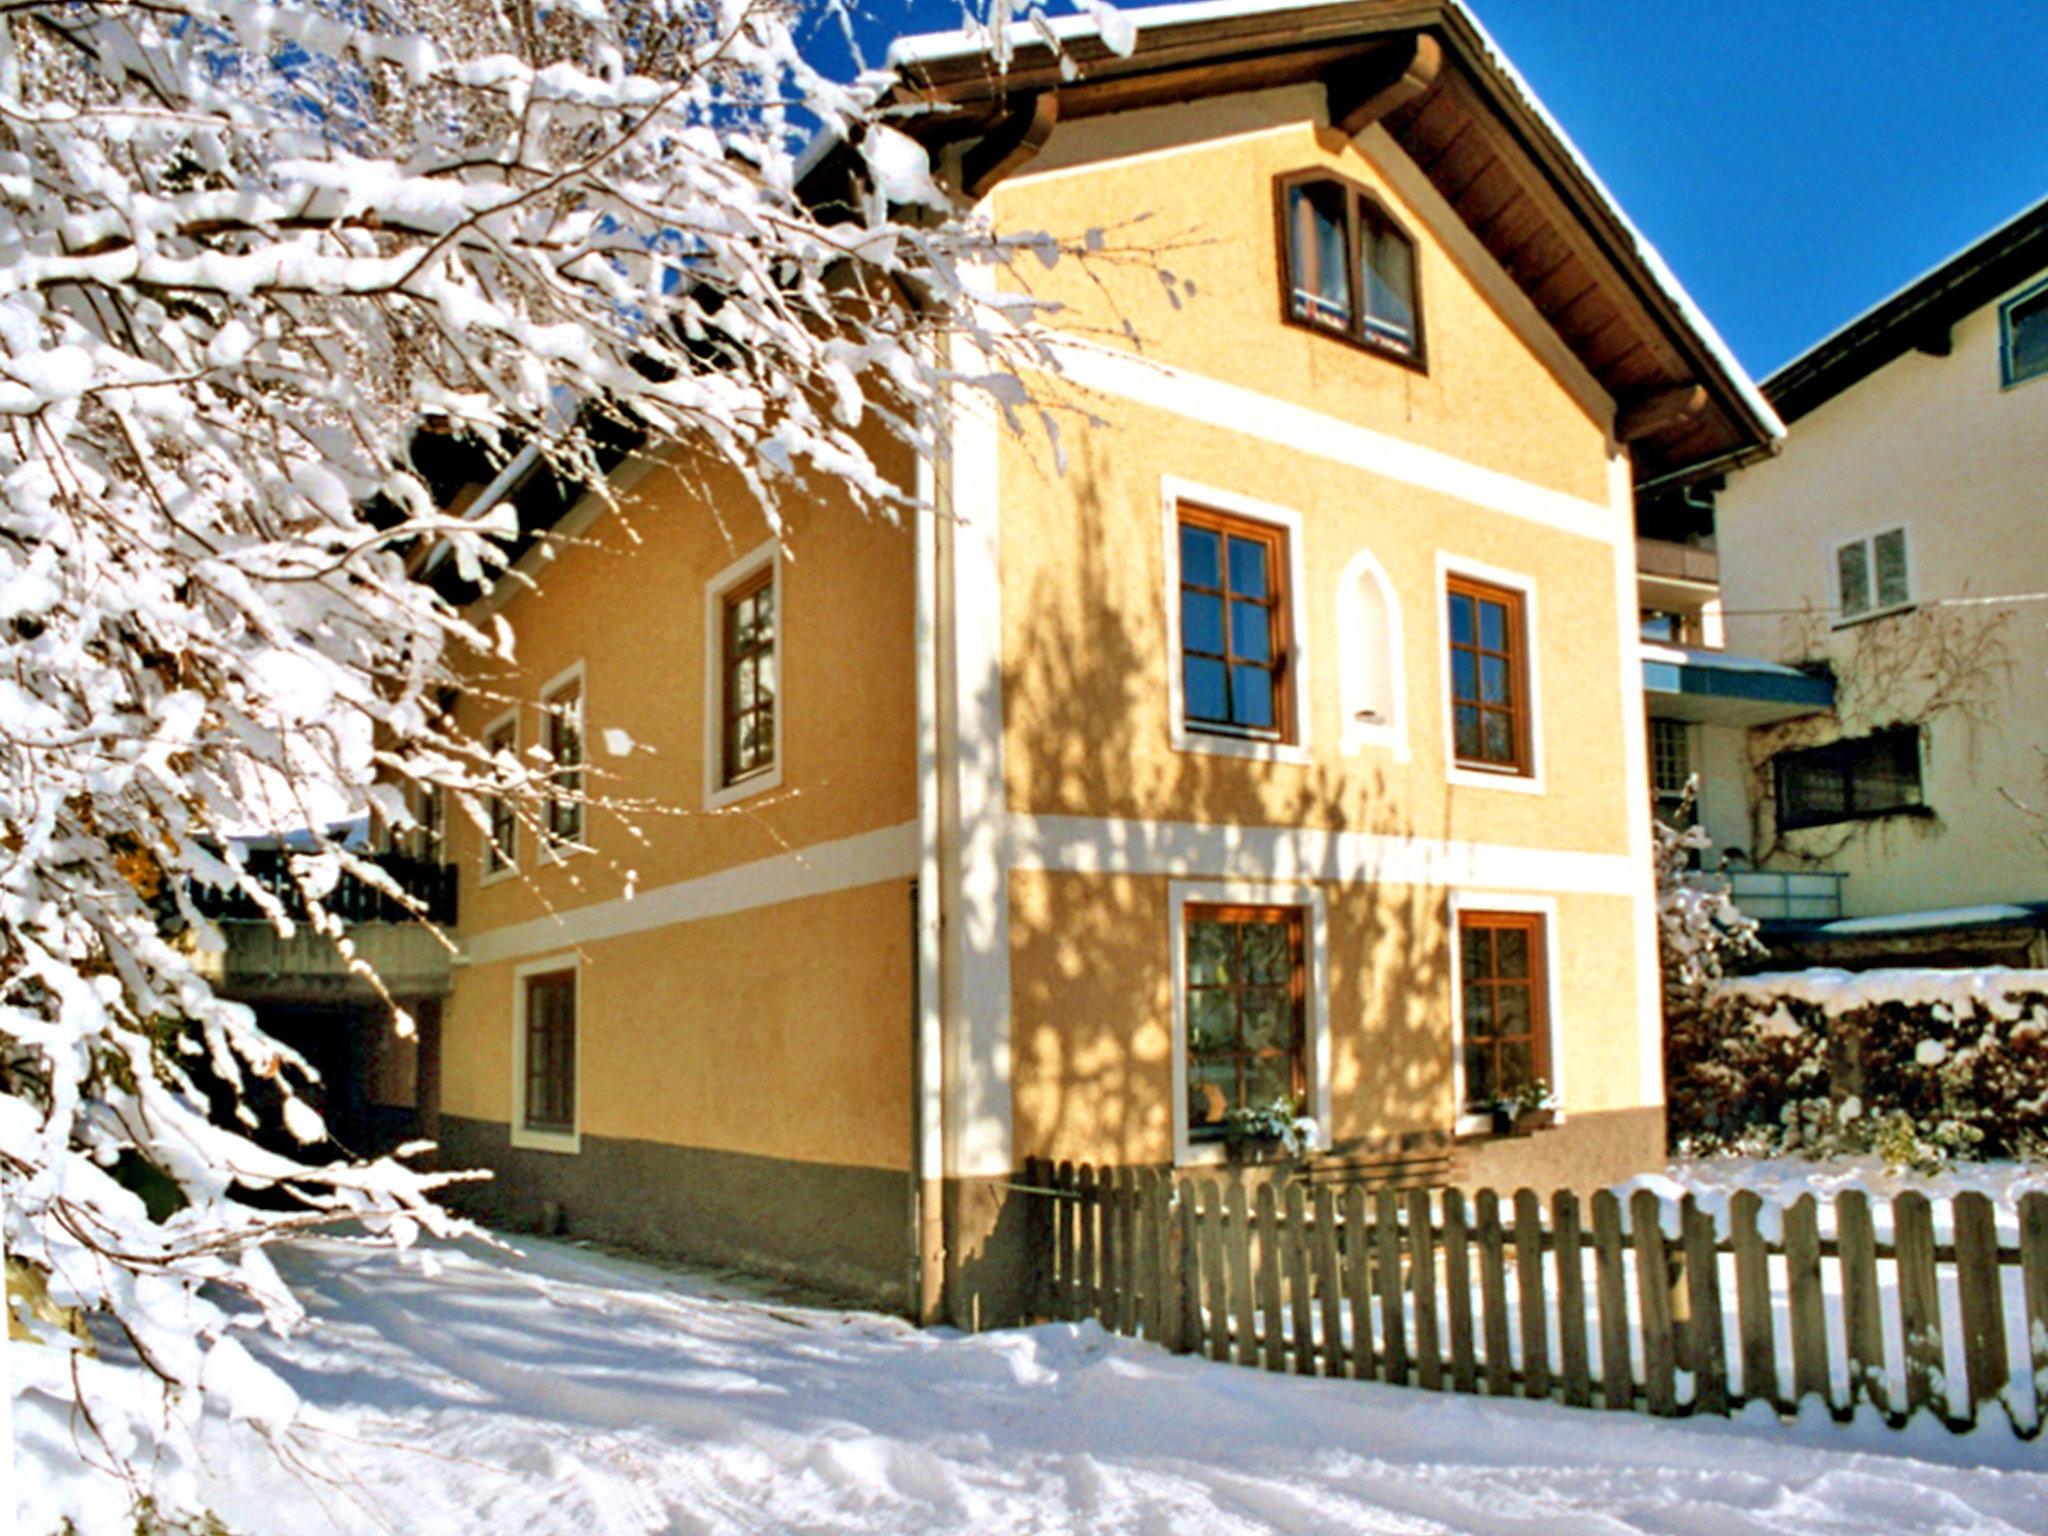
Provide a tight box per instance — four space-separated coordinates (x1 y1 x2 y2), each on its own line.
483 712 517 875
1178 506 1292 741
1279 172 1421 364
1446 574 1530 776
703 542 782 809
2000 276 2048 388
1835 527 1909 622
1773 726 1925 832
541 670 584 851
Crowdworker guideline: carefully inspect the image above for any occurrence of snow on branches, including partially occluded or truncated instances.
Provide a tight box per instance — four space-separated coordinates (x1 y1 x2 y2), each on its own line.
0 2 1094 1528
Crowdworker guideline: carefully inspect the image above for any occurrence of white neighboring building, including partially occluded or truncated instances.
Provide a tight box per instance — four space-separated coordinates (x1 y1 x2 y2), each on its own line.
1699 194 2048 967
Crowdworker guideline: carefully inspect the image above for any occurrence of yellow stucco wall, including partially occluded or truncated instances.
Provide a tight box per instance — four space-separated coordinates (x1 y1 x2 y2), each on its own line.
440 442 920 1173
986 88 1657 1166
441 880 912 1171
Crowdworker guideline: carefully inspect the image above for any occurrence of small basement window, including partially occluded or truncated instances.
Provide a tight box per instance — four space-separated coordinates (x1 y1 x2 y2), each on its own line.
1279 172 1421 365
1773 726 1925 831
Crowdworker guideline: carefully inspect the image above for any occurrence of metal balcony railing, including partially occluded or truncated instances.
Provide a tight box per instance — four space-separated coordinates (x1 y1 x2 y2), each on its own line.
193 848 457 926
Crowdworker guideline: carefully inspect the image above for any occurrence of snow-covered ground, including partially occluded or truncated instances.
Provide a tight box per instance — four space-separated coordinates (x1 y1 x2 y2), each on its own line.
19 1226 2048 1536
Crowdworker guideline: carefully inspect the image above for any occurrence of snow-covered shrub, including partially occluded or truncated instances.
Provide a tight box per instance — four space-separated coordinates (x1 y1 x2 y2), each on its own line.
1671 968 2048 1169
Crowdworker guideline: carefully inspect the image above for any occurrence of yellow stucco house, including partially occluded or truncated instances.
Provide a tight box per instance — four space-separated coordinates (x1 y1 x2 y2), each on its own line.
411 0 1781 1322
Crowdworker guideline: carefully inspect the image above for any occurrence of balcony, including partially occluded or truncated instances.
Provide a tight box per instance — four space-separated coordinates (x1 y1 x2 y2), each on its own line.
1641 642 1835 727
1636 537 1719 586
193 848 456 1004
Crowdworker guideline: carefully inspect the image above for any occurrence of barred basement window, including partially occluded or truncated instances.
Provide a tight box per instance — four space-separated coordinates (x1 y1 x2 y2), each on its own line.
1773 726 1925 831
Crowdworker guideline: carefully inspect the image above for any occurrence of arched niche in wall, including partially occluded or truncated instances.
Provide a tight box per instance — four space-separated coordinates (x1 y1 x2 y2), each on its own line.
1337 549 1407 759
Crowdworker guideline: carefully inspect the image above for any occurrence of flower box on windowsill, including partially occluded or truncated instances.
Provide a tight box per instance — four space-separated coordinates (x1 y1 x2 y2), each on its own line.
1487 1105 1556 1138
1221 1133 1295 1165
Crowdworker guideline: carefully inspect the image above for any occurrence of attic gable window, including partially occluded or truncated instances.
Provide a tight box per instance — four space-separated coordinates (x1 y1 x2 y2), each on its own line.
1279 172 1422 365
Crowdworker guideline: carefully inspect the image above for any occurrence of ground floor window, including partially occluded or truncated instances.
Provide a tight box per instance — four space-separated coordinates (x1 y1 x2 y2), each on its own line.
522 968 576 1134
1183 903 1306 1139
1458 909 1548 1111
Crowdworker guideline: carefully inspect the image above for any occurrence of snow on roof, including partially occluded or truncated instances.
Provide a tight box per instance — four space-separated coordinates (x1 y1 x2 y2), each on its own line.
1815 904 2045 937
884 0 1783 445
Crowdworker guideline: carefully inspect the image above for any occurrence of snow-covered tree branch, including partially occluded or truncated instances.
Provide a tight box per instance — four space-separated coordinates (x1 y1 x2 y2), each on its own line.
0 2 1096 1528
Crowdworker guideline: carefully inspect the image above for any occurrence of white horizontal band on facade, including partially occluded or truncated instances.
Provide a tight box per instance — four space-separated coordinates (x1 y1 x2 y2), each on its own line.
1007 813 1640 897
1045 339 1623 547
460 819 922 967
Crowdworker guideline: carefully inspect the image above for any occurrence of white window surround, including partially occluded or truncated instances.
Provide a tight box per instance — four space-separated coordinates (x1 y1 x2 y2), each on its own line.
1167 878 1333 1168
1436 551 1545 795
536 661 587 866
1336 547 1409 760
478 705 521 888
510 952 581 1154
702 539 784 812
1829 524 1913 627
1447 889 1565 1139
1160 476 1313 766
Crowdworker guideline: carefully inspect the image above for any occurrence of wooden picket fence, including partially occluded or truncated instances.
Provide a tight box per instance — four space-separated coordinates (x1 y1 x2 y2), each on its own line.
1020 1158 2048 1437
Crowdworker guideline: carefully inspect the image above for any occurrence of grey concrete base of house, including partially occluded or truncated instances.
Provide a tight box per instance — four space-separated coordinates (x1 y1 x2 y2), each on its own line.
1450 1103 1666 1195
437 1117 914 1312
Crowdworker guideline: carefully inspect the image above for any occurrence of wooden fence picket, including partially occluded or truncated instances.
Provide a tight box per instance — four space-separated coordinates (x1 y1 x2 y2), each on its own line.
1255 1183 1287 1372
1630 1190 1678 1416
1476 1188 1513 1397
1591 1190 1631 1411
1194 1179 1229 1362
1313 1187 1345 1378
1552 1191 1591 1408
1055 1160 1077 1321
1408 1189 1442 1391
1285 1183 1317 1376
1894 1191 1947 1423
1376 1189 1409 1387
1729 1190 1777 1410
1442 1189 1478 1394
1835 1190 1888 1419
1076 1164 1098 1324
1227 1180 1258 1370
1681 1196 1727 1416
1953 1191 2008 1419
1783 1194 1831 1411
1341 1185 1375 1380
2022 1192 2048 1434
1514 1189 1551 1401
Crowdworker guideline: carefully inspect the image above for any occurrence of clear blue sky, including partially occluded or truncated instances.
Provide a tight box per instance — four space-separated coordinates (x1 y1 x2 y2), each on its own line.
805 0 2048 380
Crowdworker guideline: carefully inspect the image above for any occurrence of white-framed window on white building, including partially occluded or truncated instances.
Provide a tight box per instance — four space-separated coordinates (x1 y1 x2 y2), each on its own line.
1833 526 1910 623
2000 275 2048 388
1168 881 1331 1166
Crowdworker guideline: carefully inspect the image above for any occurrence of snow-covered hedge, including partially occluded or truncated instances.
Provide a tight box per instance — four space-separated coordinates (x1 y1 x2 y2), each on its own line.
1668 967 2048 1170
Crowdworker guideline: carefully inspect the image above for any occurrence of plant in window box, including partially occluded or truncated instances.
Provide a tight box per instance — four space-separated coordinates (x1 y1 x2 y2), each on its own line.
1489 1078 1557 1137
1221 1099 1319 1161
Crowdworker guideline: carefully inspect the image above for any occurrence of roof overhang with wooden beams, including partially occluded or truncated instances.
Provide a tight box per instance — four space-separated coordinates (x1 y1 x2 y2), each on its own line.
882 0 1782 487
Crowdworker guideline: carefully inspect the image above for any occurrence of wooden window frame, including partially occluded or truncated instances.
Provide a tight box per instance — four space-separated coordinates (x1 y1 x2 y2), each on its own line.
1772 726 1927 833
720 565 776 787
703 543 781 811
1176 503 1296 745
1274 169 1427 372
511 958 579 1154
1181 902 1308 1143
1445 572 1533 777
481 709 518 881
540 667 585 857
1455 909 1551 1116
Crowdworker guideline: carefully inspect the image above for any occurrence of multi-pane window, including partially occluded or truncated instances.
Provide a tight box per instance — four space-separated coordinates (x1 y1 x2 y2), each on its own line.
543 676 584 848
522 969 576 1132
1281 172 1421 362
1835 527 1909 621
1458 911 1547 1111
1446 575 1529 774
484 716 516 872
1184 905 1306 1138
1774 727 1924 832
2001 278 2048 387
1178 507 1291 740
1649 717 1693 815
720 566 776 786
